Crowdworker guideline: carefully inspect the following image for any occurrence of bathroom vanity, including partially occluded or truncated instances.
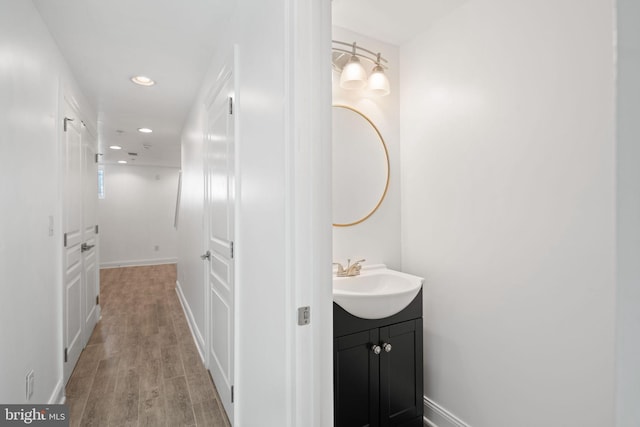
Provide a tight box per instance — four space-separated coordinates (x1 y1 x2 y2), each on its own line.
331 99 424 426
333 287 423 427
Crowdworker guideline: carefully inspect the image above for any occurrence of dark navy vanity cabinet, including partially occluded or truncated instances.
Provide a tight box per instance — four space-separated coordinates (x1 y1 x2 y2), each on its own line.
333 290 423 427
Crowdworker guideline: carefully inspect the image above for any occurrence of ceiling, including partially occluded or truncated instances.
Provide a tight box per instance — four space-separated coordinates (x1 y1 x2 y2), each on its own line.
332 0 467 46
33 0 227 167
32 0 465 169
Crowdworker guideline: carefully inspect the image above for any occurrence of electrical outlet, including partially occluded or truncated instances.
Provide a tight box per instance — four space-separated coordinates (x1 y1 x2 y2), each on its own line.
26 370 34 401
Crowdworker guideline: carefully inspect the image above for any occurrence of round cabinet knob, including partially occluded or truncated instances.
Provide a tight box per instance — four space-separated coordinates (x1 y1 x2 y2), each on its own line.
371 345 382 355
383 343 392 353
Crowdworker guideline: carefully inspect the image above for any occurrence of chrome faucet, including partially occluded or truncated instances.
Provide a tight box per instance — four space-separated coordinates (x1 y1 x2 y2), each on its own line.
333 259 366 277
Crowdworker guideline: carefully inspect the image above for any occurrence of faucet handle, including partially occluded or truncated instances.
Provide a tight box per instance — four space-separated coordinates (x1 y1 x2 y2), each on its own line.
333 262 346 277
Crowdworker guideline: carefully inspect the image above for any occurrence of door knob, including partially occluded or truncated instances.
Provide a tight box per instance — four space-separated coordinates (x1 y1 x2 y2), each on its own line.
371 345 382 355
200 250 211 261
81 243 95 252
382 343 392 353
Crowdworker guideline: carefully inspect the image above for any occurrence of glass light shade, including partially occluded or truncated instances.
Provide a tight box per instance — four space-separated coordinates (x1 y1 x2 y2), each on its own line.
368 65 390 96
340 56 367 90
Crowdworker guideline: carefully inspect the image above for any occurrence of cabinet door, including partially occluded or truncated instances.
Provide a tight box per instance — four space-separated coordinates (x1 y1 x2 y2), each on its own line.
334 329 380 427
379 319 423 426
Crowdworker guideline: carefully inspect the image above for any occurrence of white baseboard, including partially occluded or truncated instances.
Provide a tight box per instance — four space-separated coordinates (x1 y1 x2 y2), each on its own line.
424 397 471 427
48 379 65 405
100 257 178 269
175 280 206 363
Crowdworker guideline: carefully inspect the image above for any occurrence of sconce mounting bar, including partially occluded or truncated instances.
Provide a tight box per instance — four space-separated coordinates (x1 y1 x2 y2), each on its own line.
332 40 388 69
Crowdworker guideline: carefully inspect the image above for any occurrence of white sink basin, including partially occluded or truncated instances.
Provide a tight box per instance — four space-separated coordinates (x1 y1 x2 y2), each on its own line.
333 265 424 319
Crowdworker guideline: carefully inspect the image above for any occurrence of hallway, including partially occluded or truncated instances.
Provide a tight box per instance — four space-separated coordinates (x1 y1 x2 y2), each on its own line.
65 264 230 427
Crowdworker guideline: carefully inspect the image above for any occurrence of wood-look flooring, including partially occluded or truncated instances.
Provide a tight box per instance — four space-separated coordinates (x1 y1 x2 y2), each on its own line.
66 264 231 427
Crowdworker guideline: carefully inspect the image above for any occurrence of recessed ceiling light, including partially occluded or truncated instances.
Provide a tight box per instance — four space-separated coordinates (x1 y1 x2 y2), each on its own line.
109 145 122 150
118 160 127 164
138 128 153 133
130 75 155 86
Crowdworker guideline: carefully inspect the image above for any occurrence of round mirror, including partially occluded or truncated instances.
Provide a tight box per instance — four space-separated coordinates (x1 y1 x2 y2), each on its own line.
333 105 390 227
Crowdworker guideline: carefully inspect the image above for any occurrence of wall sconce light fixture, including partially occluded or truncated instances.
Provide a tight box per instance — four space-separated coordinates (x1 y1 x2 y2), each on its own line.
332 40 390 96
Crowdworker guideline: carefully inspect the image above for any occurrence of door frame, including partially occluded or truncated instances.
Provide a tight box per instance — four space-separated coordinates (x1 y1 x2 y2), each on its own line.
284 0 333 424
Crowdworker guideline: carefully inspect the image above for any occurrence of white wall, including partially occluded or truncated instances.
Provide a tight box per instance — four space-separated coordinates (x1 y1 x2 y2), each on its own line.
332 27 401 269
400 1 616 426
177 105 207 348
615 1 640 426
98 164 179 267
0 0 95 404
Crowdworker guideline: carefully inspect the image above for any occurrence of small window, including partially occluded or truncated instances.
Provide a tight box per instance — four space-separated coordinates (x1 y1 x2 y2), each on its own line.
98 168 105 199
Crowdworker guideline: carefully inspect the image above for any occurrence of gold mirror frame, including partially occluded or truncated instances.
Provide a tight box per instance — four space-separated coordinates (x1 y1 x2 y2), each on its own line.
333 105 390 227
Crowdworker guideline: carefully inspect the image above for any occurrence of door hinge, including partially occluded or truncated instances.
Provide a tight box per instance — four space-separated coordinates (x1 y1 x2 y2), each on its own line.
230 241 234 259
95 225 99 234
63 233 68 247
63 117 74 132
96 295 99 305
95 153 99 163
64 348 68 363
228 97 233 115
231 385 234 403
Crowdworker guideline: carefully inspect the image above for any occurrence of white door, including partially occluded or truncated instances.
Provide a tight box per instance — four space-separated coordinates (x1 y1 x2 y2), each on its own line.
62 103 100 384
62 108 84 384
81 128 99 345
204 71 235 421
